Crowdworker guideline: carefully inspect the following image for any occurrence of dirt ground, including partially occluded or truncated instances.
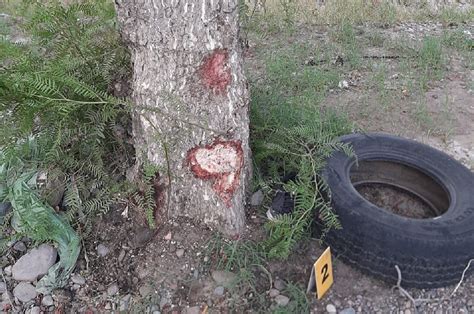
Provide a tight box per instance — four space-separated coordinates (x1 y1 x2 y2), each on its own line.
2 11 473 314
55 21 474 314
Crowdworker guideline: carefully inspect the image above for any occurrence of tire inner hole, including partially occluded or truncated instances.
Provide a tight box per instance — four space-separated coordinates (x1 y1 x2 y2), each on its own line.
350 160 450 219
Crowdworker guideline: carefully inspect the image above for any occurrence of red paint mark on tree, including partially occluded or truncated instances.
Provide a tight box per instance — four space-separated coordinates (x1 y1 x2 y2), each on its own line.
186 139 244 206
200 49 231 93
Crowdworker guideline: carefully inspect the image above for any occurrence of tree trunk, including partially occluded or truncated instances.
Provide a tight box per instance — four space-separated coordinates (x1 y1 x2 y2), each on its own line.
115 0 250 236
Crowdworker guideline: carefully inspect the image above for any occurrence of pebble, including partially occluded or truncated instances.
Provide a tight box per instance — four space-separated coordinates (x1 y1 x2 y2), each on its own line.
71 274 86 285
184 306 201 314
176 249 185 258
96 244 110 257
120 294 131 311
4 266 12 276
2 291 13 302
13 282 37 303
250 190 264 206
274 295 290 307
326 304 337 313
133 226 154 247
139 284 153 297
0 282 6 294
118 249 126 262
340 308 356 314
164 232 172 240
213 286 225 296
274 279 286 291
41 295 54 306
12 244 57 282
107 283 119 296
29 306 41 314
211 270 236 286
13 241 26 252
269 288 280 298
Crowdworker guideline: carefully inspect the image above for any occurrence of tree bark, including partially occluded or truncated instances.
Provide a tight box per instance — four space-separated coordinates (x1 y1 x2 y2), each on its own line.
115 0 250 236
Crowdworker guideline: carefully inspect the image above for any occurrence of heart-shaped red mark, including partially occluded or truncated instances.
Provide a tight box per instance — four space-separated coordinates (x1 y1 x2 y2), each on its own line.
186 140 243 206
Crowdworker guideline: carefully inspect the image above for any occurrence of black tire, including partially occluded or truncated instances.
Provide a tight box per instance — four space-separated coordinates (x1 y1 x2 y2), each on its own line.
322 133 474 288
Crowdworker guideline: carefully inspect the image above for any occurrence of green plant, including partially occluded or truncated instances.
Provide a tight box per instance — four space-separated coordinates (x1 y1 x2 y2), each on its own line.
0 0 132 235
207 235 271 311
0 137 80 294
273 282 310 314
250 48 353 259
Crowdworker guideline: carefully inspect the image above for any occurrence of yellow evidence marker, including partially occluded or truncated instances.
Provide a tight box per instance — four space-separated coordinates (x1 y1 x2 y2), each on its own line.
306 247 334 299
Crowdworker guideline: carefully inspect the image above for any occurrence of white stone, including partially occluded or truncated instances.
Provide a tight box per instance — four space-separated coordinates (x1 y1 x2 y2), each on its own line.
96 244 110 257
211 270 236 286
13 282 37 303
250 190 264 206
41 295 54 306
12 244 57 282
269 288 280 298
274 295 289 307
326 304 337 313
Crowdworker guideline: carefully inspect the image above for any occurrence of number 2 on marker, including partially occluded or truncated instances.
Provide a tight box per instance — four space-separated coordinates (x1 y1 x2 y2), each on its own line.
315 247 333 299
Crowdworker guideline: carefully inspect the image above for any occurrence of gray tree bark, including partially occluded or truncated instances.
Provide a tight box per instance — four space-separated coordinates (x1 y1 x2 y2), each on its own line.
115 0 250 236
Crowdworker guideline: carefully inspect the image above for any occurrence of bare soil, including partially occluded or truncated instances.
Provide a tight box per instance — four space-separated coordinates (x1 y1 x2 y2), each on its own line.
59 22 474 314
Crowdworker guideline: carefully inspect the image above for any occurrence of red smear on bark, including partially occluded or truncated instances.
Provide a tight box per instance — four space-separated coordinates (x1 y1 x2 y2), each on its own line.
186 139 244 207
200 49 231 93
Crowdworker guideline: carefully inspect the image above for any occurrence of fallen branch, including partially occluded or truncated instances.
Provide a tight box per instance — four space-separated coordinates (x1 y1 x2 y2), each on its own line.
393 259 474 313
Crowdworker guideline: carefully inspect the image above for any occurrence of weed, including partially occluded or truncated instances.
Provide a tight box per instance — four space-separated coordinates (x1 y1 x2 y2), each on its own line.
207 235 271 310
1 0 133 236
438 6 474 26
250 46 353 259
274 282 310 313
330 23 362 68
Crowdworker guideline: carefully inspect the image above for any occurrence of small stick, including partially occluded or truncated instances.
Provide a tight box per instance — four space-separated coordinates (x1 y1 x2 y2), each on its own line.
393 259 474 311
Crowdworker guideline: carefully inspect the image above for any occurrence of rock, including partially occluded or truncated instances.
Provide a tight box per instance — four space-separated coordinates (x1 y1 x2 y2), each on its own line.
338 80 349 89
71 274 86 285
96 244 110 257
159 292 171 309
0 282 6 294
326 304 337 313
250 190 264 206
13 241 26 252
211 270 236 286
132 226 154 248
13 282 37 302
12 244 57 282
118 249 126 262
184 306 201 314
41 295 54 307
107 283 119 296
274 295 289 307
29 306 41 314
176 249 185 258
139 284 153 297
269 289 280 298
120 294 132 311
3 266 12 276
213 286 225 296
0 202 12 219
340 308 356 314
164 232 172 240
2 291 13 302
274 279 286 291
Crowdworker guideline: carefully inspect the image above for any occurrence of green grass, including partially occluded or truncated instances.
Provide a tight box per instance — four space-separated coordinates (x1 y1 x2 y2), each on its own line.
273 282 310 314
